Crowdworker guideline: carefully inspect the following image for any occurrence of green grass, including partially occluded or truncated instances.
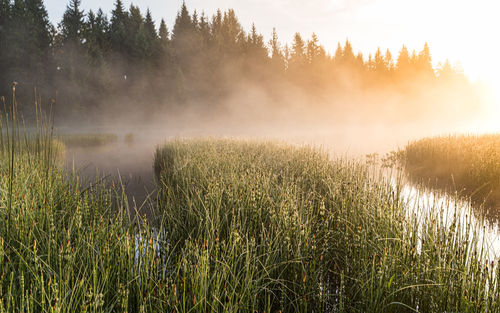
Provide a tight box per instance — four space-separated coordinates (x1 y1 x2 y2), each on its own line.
57 133 118 148
401 134 500 219
1 86 499 312
154 139 500 312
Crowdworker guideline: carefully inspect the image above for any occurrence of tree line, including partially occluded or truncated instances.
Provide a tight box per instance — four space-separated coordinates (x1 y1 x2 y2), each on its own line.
0 0 479 122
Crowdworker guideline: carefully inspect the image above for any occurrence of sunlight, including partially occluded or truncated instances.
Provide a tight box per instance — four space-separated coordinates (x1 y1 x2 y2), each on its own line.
3 0 500 310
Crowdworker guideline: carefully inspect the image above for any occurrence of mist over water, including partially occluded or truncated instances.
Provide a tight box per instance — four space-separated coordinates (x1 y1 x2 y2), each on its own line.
58 92 495 210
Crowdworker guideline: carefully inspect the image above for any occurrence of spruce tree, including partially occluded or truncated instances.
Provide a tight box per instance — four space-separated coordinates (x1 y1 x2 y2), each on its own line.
269 28 285 73
247 23 267 61
291 33 305 61
396 45 410 74
288 32 306 77
343 39 355 64
334 43 343 64
385 49 394 72
417 42 433 76
306 33 319 63
110 0 128 54
172 2 192 42
143 9 159 65
374 47 385 73
60 0 84 43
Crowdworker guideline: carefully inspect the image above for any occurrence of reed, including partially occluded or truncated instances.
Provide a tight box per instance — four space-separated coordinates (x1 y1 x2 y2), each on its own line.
153 139 500 312
0 85 498 311
57 133 118 148
401 134 500 219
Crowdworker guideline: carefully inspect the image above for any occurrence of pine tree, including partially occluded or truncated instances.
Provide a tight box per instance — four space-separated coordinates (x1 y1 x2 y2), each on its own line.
4 0 52 88
159 18 170 47
211 9 223 42
192 10 199 28
158 18 173 67
172 2 192 42
334 43 343 64
287 32 307 77
198 12 210 43
110 0 128 54
60 0 84 44
307 33 321 64
143 9 159 65
374 47 385 73
269 28 284 73
291 33 305 61
396 45 410 74
144 9 156 39
247 23 267 60
56 0 86 112
8 0 28 70
85 8 109 66
385 49 394 72
343 39 355 64
126 4 144 60
417 42 433 76
355 52 365 70
220 9 243 54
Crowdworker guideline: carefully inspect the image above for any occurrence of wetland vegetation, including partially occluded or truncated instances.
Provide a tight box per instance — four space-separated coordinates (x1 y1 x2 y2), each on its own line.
2 106 499 311
401 135 500 221
57 133 118 148
0 0 499 311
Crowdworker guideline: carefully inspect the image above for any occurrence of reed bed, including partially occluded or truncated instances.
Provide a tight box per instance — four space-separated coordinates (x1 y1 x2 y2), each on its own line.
154 139 500 312
402 134 500 219
57 133 118 148
1 85 499 311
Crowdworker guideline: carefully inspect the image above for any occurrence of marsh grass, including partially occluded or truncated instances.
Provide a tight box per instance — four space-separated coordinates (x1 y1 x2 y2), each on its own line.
154 139 500 312
1 84 499 313
57 133 118 148
401 134 500 220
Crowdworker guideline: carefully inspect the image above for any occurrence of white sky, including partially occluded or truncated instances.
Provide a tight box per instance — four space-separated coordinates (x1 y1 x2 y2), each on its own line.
45 0 500 86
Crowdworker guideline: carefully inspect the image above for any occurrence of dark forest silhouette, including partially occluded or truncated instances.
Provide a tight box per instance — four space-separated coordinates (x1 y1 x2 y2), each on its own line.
0 0 487 124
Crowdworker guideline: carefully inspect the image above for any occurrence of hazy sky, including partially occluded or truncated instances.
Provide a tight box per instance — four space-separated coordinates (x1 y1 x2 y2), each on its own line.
45 0 500 86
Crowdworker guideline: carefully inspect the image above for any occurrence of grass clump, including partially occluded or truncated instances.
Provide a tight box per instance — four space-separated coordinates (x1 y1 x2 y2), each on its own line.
154 138 500 312
57 133 117 148
401 134 500 218
124 132 134 146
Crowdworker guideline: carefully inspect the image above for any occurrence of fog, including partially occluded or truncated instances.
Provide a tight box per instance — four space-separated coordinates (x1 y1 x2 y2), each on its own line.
56 75 497 208
3 1 496 207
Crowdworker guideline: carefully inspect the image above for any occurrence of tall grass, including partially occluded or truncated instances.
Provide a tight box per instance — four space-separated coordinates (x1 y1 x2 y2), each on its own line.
154 139 500 312
401 134 500 219
0 88 165 312
1 84 499 312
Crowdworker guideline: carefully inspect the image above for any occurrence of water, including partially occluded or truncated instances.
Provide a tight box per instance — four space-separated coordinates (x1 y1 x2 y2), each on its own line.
63 128 159 215
61 129 500 261
398 175 500 260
